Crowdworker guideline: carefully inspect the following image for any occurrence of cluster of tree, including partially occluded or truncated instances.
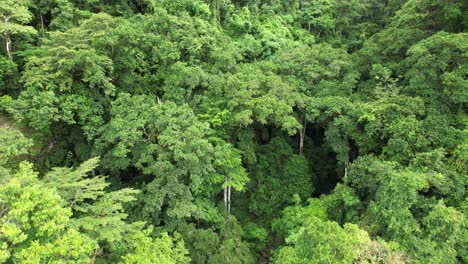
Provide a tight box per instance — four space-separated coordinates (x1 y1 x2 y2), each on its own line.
0 0 466 263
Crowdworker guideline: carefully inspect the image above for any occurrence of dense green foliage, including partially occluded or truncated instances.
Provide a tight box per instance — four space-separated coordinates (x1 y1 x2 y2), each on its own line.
0 0 466 263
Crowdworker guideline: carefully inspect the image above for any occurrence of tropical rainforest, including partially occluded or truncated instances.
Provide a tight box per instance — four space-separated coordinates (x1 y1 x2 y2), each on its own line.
0 0 467 263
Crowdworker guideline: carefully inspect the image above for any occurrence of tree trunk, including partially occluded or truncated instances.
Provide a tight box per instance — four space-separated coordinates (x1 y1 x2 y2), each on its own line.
211 0 220 25
299 119 306 155
4 16 12 59
227 178 231 214
317 28 323 39
344 161 349 178
90 249 98 264
40 13 45 31
4 32 12 60
224 177 232 214
224 179 227 211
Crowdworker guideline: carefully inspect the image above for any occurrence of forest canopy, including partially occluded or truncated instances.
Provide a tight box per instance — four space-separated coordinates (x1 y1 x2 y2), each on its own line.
0 0 467 263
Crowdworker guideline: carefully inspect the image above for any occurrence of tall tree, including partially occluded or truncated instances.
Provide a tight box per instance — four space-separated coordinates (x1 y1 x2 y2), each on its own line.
0 162 95 263
0 0 36 59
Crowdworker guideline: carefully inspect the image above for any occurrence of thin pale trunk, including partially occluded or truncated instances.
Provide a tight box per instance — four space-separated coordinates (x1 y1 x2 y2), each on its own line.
299 119 306 155
90 249 98 264
299 129 304 155
224 179 227 211
227 177 231 214
317 28 323 39
40 14 44 31
224 177 232 214
4 16 12 59
5 34 12 60
344 162 349 178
